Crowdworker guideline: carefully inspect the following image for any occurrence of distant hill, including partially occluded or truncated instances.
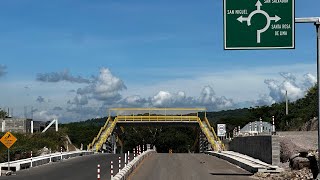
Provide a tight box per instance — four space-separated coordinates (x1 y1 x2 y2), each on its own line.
61 117 107 149
205 84 318 133
203 108 253 134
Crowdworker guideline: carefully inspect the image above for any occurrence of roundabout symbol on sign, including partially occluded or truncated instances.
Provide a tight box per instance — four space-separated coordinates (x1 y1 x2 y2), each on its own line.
237 0 281 43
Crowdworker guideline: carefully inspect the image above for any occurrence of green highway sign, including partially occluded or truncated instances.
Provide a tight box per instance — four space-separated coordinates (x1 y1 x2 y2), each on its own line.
224 0 295 50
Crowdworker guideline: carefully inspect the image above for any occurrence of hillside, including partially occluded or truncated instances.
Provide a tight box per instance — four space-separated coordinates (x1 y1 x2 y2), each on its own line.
205 84 318 133
60 117 107 149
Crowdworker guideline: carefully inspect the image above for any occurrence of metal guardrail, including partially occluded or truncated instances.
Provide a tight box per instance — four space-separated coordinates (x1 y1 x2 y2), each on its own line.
204 117 225 150
199 120 217 151
117 115 199 122
95 117 119 152
88 117 112 150
0 151 94 173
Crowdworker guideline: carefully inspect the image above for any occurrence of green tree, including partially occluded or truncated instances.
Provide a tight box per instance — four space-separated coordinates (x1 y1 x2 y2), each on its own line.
0 109 7 119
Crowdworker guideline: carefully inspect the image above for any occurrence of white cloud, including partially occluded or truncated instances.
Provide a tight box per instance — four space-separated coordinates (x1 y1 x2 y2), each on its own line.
151 91 173 107
76 68 126 103
36 69 91 83
92 68 127 101
2 64 317 122
121 95 147 106
67 94 89 106
198 86 234 110
33 68 316 122
53 106 63 111
146 86 234 111
255 72 316 105
33 110 59 121
150 90 191 108
0 65 7 77
36 96 46 103
303 73 317 87
124 63 315 103
199 86 215 105
255 94 275 106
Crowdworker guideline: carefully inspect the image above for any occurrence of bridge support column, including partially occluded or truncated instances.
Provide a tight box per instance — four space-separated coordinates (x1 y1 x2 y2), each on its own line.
111 134 117 154
199 131 208 153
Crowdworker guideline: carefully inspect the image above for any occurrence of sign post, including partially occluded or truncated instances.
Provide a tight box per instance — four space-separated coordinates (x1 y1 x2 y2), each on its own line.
7 149 9 171
284 17 320 179
317 21 320 180
224 0 295 49
0 132 17 171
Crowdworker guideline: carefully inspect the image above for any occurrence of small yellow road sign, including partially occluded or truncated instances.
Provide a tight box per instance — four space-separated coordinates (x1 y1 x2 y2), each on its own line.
0 132 17 149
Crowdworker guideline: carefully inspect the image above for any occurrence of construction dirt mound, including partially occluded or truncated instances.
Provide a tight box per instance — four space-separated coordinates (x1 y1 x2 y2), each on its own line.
280 137 305 163
300 118 318 131
278 131 318 163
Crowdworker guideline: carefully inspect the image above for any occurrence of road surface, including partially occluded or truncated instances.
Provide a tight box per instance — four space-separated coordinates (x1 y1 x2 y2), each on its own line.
0 153 132 180
129 153 253 180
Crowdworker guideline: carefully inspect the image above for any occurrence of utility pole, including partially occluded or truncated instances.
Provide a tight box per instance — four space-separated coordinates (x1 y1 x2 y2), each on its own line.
260 117 263 133
272 116 276 135
285 90 289 115
295 17 320 179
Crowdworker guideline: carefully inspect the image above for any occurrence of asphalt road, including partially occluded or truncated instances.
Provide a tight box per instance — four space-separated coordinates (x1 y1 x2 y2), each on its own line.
0 153 133 180
128 153 254 180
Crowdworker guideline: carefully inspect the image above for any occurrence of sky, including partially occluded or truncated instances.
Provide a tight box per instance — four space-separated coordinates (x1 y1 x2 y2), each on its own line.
0 0 319 122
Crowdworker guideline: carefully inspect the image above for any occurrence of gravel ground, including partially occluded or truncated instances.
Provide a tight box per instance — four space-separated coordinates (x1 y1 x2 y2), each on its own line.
277 131 318 151
253 168 313 180
264 131 318 179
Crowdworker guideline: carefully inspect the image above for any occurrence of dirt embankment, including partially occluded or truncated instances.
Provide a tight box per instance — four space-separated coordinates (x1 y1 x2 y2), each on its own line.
254 130 317 180
278 131 317 163
299 118 318 131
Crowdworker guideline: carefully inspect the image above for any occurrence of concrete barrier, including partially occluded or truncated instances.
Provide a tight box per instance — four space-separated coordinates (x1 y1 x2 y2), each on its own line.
112 149 156 180
205 151 283 173
0 150 94 174
228 135 280 166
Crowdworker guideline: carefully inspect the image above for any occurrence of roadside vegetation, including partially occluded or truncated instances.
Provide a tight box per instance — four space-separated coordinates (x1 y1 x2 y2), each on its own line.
0 130 68 163
207 84 318 133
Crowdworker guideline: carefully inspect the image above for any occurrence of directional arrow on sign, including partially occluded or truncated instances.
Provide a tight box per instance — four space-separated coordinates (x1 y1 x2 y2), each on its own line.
270 15 281 22
255 0 262 10
236 0 282 43
237 16 248 23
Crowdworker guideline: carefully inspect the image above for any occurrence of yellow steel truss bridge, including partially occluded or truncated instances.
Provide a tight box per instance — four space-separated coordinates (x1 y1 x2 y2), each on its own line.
88 108 225 152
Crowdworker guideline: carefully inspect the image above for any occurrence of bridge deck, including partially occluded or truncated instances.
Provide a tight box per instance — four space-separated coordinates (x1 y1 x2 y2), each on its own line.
129 153 253 180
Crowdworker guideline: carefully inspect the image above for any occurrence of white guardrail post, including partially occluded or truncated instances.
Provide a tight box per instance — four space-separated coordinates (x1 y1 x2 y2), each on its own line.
97 164 100 180
49 149 52 163
30 151 33 168
110 161 114 179
128 151 130 163
133 148 136 159
124 153 127 167
118 156 121 172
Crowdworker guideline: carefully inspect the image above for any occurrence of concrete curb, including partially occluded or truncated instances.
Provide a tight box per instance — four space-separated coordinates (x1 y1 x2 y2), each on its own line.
112 150 156 180
205 151 283 173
